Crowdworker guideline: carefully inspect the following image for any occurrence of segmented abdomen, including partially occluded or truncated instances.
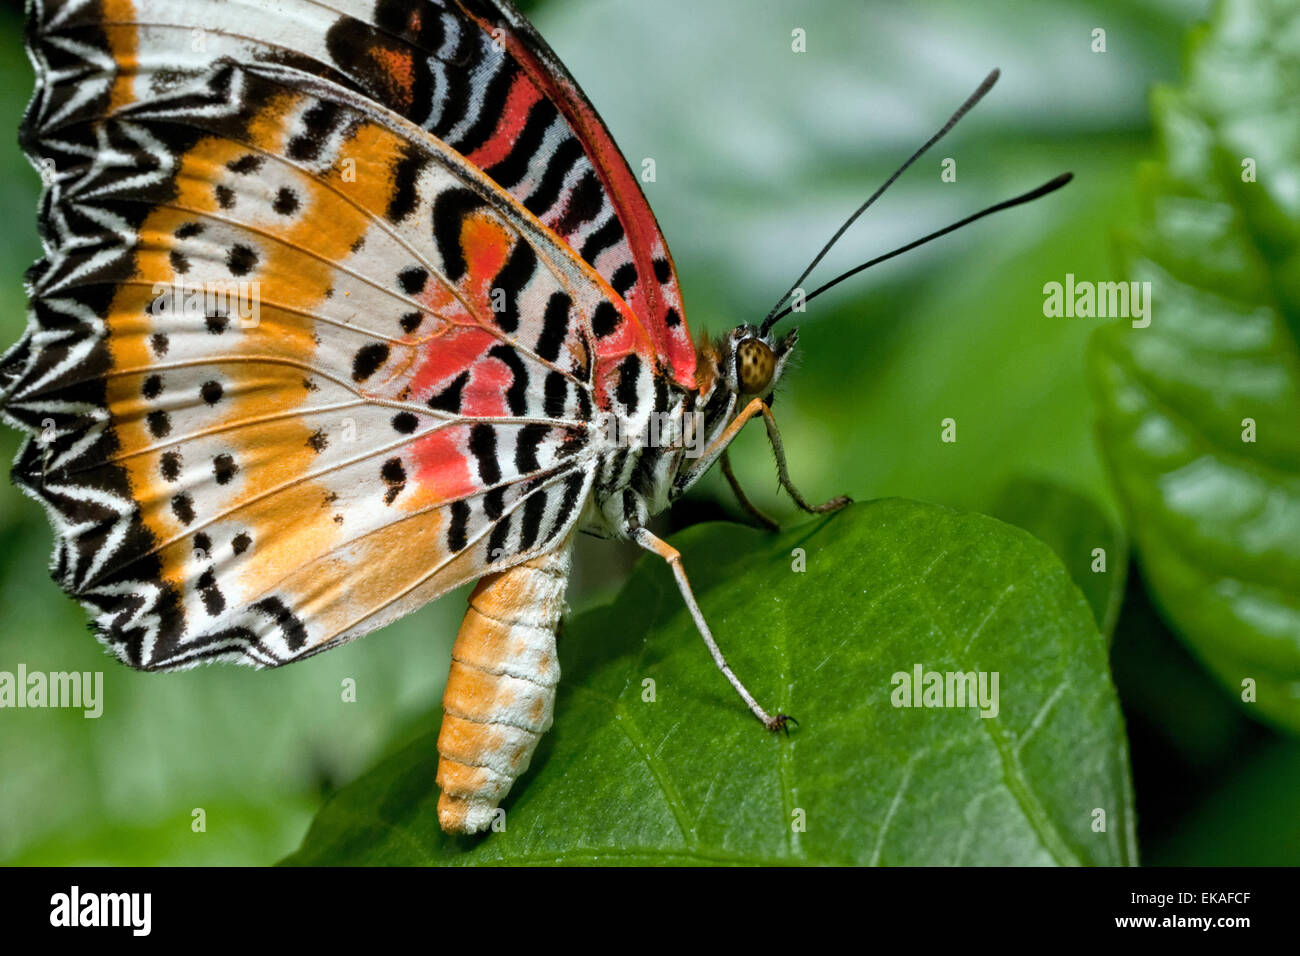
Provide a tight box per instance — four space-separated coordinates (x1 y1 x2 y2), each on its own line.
436 540 573 834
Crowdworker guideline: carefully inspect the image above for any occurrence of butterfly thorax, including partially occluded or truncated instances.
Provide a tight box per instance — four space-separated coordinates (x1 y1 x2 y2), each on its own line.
584 324 798 539
585 374 696 536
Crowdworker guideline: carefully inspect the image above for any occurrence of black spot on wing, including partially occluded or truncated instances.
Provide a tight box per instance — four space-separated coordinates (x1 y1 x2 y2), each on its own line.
287 100 342 162
611 263 638 298
198 568 225 616
591 301 619 338
483 486 506 521
213 453 238 485
171 492 195 524
524 137 583 218
381 457 406 504
205 311 229 335
386 146 427 224
543 371 567 418
484 96 558 189
352 343 389 382
615 355 642 415
518 488 547 551
486 515 511 563
490 240 536 334
432 187 487 283
580 217 624 265
252 596 308 651
427 370 469 412
536 292 571 362
549 470 587 540
147 410 171 438
227 154 262 175
468 424 501 485
273 187 300 216
160 450 182 482
487 345 528 415
448 499 471 553
226 244 258 276
515 423 548 474
556 170 603 237
397 266 428 295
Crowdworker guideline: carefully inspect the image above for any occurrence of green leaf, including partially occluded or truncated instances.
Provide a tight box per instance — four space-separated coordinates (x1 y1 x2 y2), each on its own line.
284 499 1136 866
1089 0 1300 732
988 477 1129 641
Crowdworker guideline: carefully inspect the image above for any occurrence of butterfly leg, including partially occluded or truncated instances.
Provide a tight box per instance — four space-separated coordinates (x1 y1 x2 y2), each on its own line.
721 449 780 532
680 397 851 517
630 524 793 732
756 401 853 516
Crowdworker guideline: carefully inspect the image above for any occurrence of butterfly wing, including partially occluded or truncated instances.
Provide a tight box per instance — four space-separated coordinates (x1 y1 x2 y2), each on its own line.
394 0 697 386
4 29 662 668
15 0 694 389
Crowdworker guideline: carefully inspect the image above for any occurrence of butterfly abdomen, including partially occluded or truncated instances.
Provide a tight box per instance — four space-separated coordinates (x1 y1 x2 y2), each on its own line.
436 540 573 834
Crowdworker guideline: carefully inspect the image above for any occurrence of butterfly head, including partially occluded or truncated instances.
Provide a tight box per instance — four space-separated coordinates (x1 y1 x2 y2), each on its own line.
712 324 799 402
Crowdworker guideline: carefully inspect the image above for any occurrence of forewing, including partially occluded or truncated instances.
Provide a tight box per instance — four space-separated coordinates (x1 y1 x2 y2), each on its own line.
20 0 695 387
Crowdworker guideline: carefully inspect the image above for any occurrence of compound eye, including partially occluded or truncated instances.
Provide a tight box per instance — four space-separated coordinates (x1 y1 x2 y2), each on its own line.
736 338 776 395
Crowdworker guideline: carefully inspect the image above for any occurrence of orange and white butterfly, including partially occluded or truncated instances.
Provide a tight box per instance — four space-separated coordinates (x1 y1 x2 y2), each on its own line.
1 0 1067 833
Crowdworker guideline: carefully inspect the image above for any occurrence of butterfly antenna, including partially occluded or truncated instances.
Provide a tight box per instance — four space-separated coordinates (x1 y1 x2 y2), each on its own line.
758 68 1002 335
766 172 1073 324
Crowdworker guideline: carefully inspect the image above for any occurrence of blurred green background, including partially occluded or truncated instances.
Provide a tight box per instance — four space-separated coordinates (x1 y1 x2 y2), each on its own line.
1 0 1296 865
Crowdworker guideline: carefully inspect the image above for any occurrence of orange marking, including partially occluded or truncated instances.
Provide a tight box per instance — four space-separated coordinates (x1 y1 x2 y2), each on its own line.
436 756 496 799
458 213 512 306
438 713 532 771
368 46 416 112
104 98 458 628
102 2 139 113
443 661 521 721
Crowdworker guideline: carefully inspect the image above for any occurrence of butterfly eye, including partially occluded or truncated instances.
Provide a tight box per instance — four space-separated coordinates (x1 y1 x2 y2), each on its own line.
735 338 776 395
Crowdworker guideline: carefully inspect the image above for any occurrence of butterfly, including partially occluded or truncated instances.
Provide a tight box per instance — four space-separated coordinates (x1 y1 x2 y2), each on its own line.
2 0 1068 834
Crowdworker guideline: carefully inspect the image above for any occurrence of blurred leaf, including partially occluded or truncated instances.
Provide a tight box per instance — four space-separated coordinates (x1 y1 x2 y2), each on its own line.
1145 736 1300 865
1111 569 1264 774
1089 0 1300 732
285 500 1135 866
989 477 1129 640
6 798 317 867
1109 566 1285 861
